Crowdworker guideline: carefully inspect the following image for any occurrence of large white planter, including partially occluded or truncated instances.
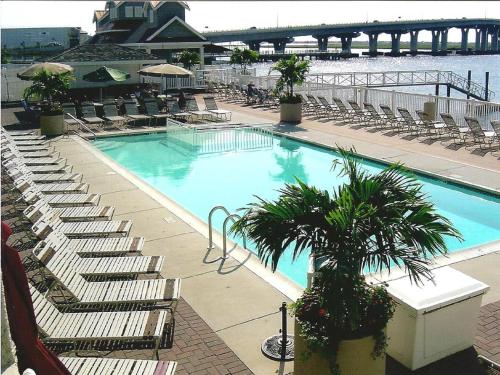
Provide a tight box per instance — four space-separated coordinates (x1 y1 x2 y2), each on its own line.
280 103 302 123
40 114 64 136
294 320 385 375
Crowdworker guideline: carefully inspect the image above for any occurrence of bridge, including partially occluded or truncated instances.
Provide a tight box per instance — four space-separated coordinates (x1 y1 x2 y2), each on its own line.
203 18 500 56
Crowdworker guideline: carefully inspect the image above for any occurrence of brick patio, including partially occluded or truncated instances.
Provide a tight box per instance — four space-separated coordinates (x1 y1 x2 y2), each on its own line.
475 301 500 363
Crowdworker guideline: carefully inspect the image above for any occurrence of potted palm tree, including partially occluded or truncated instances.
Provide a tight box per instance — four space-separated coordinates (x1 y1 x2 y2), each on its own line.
232 148 461 375
23 70 74 136
270 55 310 123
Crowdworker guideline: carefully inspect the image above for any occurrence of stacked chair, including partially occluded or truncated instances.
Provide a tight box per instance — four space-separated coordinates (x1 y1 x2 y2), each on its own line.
1 128 181 372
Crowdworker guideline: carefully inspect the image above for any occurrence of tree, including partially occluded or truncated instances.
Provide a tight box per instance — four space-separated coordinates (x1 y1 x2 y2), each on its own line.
23 70 74 114
229 47 259 73
177 50 200 70
232 148 461 369
1 48 11 65
270 54 310 102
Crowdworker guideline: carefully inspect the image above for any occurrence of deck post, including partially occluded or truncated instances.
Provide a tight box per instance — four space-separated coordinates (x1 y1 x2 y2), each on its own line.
435 84 440 96
246 41 261 52
467 70 472 99
461 28 470 53
485 72 489 102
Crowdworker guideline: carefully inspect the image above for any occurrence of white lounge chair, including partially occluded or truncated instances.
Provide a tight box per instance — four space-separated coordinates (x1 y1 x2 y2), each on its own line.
4 160 72 174
24 200 113 223
203 96 232 121
33 240 164 277
14 179 89 195
9 170 82 184
32 217 132 239
22 189 101 208
43 229 144 257
30 285 170 359
59 357 177 375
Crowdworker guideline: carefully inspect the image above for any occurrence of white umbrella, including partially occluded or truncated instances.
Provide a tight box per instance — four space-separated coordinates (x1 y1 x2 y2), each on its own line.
138 64 194 94
17 62 74 80
138 64 193 77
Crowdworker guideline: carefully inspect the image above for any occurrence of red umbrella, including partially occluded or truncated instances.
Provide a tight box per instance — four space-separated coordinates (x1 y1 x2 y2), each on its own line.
1 222 70 375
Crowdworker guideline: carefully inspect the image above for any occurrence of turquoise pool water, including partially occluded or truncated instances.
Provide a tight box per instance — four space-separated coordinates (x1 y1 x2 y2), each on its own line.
94 128 500 287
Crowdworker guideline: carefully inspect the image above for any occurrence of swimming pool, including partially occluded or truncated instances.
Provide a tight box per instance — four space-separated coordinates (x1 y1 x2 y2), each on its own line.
94 127 500 287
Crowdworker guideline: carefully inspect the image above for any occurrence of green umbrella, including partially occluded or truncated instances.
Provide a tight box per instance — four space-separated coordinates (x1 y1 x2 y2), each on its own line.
82 66 130 101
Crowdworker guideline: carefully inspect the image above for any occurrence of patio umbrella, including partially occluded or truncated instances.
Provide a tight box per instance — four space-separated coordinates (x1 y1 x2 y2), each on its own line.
1 222 71 374
82 66 131 102
138 63 193 77
138 64 193 94
17 62 74 80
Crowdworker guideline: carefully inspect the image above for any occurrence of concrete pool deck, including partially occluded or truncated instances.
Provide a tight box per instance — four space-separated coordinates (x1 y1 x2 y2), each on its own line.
3 100 499 374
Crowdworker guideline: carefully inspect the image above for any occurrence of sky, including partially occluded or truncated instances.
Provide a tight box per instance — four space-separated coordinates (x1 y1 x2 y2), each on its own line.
1 1 499 42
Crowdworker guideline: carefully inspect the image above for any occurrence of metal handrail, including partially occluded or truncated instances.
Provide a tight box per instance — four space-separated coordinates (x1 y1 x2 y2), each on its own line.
222 213 247 259
207 205 247 260
64 113 96 140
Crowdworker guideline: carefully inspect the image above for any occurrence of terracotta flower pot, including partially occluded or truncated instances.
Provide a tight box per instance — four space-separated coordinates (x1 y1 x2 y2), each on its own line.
294 319 386 375
280 102 302 123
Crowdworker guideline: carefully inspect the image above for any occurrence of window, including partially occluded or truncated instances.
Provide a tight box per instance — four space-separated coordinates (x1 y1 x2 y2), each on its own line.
125 6 133 17
149 9 154 23
134 6 143 17
110 7 117 19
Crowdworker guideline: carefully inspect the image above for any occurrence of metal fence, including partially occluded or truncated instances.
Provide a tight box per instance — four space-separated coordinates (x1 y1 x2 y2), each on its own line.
164 123 273 155
1 65 32 102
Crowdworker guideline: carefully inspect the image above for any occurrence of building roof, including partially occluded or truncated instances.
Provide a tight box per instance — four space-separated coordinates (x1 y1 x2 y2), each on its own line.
93 10 108 22
44 43 162 63
146 16 206 42
146 1 190 11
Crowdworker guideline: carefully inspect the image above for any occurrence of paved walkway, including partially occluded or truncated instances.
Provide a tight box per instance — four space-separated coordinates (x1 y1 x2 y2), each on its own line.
475 301 500 363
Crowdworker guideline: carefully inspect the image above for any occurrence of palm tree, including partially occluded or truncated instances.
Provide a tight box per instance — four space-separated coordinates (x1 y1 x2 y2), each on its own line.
270 54 310 102
230 47 259 74
177 50 200 70
232 148 461 362
23 70 73 113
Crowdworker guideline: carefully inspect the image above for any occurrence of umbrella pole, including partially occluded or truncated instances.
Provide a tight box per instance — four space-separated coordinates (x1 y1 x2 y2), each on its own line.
100 87 103 103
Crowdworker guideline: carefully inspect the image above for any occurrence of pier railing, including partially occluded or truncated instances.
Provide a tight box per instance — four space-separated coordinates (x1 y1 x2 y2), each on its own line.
202 68 494 101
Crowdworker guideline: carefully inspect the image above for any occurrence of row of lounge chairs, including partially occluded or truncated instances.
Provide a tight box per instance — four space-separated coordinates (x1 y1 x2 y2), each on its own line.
300 93 500 151
1 130 181 373
211 82 499 153
63 96 231 131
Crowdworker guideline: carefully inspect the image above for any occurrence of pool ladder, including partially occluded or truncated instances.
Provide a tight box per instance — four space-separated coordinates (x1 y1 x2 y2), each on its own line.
207 205 247 259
